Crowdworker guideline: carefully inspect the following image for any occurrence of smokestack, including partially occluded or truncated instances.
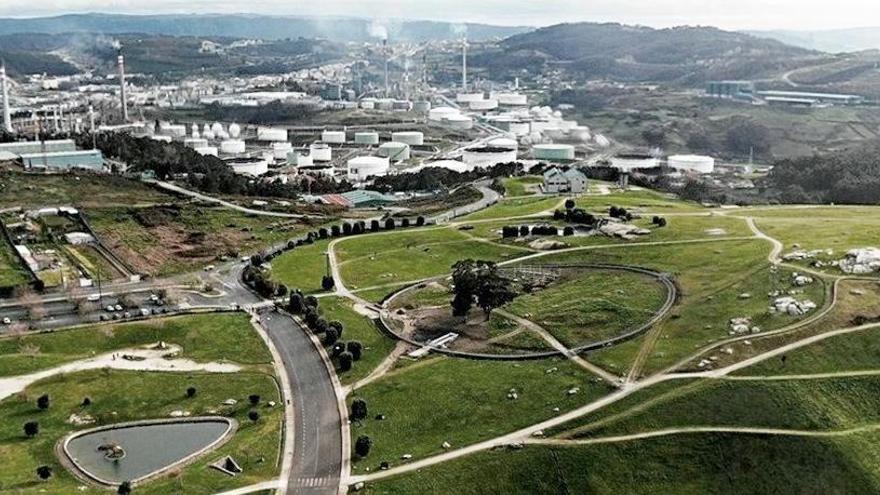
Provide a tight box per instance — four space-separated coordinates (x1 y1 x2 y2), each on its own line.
383 39 389 97
462 37 468 92
117 48 128 122
1 63 11 133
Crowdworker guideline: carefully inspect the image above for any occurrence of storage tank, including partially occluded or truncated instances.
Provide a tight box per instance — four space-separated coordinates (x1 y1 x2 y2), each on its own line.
456 93 484 103
288 151 313 167
322 130 346 144
428 106 459 122
190 123 200 138
309 143 332 162
413 101 432 113
462 146 518 168
391 131 424 146
202 123 212 137
347 156 390 181
354 132 380 145
392 100 411 111
668 154 715 174
211 122 224 135
184 137 208 149
226 157 268 176
469 99 499 111
194 146 218 157
220 139 246 155
488 137 518 150
272 142 293 160
445 114 473 130
533 144 576 161
493 93 528 106
378 142 411 162
258 127 288 142
229 122 241 138
611 153 659 172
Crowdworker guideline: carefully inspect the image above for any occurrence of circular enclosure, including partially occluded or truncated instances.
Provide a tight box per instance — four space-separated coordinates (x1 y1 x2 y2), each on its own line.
380 264 676 360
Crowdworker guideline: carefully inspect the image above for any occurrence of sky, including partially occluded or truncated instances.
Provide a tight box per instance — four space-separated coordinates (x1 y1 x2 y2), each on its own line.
1 0 879 31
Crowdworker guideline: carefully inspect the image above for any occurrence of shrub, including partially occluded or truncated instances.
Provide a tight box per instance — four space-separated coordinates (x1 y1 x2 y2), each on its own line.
347 341 363 361
249 394 261 406
36 394 50 410
354 435 372 457
322 275 335 291
343 223 353 236
248 410 260 422
401 218 411 228
416 216 425 226
331 225 341 237
370 220 381 231
384 218 396 230
338 351 353 371
324 327 339 345
24 421 39 437
563 226 574 236
351 399 368 421
186 387 197 398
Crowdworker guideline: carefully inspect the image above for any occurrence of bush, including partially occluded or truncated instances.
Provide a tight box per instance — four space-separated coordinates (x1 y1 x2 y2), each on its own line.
563 226 574 236
343 223 353 236
347 341 363 361
329 320 344 337
370 220 381 231
304 307 319 327
519 225 529 236
118 481 132 495
36 465 52 481
564 198 575 209
354 435 372 457
305 295 319 308
501 226 519 238
352 223 363 235
186 387 197 398
24 421 39 437
248 410 260 422
322 275 335 291
319 227 329 239
289 293 305 314
416 216 425 226
402 218 411 228
553 209 566 220
338 351 353 371
313 318 329 334
351 399 368 421
331 225 341 237
36 394 50 410
324 327 339 345
249 394 261 406
384 218 396 230
331 342 346 358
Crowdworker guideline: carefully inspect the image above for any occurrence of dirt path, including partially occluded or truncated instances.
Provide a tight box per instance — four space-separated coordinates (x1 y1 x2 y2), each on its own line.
344 341 410 394
0 344 240 401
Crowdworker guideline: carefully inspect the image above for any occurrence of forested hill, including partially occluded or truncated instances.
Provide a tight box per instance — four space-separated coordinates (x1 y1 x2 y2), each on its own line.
475 22 822 84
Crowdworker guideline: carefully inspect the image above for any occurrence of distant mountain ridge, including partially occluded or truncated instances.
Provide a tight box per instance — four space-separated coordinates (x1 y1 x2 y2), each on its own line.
748 28 880 53
0 13 530 42
472 22 819 84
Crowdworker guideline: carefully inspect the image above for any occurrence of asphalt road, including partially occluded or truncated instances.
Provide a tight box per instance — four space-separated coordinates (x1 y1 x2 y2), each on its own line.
260 310 343 494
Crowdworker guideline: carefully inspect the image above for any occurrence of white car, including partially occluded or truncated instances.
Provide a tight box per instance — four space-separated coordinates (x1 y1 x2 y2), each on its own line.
2 317 10 325
87 294 101 302
204 265 215 271
149 294 159 302
105 305 115 313
114 304 123 312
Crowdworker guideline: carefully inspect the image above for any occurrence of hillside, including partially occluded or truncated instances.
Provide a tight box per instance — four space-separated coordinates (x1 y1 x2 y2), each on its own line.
751 28 880 53
476 22 820 84
0 13 530 42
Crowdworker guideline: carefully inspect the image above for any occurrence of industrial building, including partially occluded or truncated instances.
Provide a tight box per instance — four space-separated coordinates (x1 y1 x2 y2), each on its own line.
19 149 105 170
347 156 390 182
323 189 398 208
667 155 715 174
757 90 864 107
0 139 78 155
226 157 269 176
706 81 755 100
543 167 587 194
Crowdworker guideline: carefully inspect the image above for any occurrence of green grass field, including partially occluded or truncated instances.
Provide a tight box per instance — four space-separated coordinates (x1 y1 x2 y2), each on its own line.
348 357 612 470
270 239 331 294
0 171 176 209
749 207 880 254
576 188 705 213
460 197 561 221
504 268 668 348
360 432 880 494
502 176 542 196
0 312 281 494
0 313 271 377
0 241 29 289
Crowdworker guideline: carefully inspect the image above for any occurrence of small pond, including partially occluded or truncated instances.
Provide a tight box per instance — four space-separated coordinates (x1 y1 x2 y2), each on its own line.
63 417 234 485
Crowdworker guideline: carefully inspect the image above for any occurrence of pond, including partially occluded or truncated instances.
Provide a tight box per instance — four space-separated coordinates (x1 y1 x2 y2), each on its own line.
62 417 235 485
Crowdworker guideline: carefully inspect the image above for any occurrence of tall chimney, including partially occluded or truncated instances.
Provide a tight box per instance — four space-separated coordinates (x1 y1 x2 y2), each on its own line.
1 63 12 133
118 49 128 122
462 37 468 92
383 39 389 97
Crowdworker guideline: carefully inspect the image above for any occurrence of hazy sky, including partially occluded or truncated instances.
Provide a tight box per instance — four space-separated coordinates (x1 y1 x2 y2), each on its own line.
1 0 879 31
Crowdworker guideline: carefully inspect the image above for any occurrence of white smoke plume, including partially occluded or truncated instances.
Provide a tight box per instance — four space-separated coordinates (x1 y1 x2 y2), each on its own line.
368 20 388 40
451 23 468 37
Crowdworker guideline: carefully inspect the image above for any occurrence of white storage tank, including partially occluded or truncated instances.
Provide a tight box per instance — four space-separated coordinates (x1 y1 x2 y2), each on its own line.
469 99 499 111
228 122 241 138
456 93 484 103
493 93 528 106
184 138 209 149
413 101 432 113
162 124 186 138
355 132 380 145
462 146 518 168
226 157 268 176
428 106 459 122
220 139 246 155
273 142 293 160
310 143 332 162
347 156 390 181
668 154 715 174
211 122 224 135
611 153 659 172
190 123 200 138
487 137 518 150
322 130 346 144
258 127 288 142
289 151 313 167
194 146 218 157
391 131 424 146
378 142 411 162
533 144 576 161
445 114 474 130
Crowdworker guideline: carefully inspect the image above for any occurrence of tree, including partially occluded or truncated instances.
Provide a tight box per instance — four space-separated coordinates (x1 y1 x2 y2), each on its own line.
324 327 339 345
276 284 289 298
37 394 50 410
563 226 575 236
36 465 52 481
304 307 319 327
401 218 411 228
354 435 373 457
250 253 264 267
249 394 261 406
347 341 363 361
329 320 343 337
384 218 396 230
477 276 516 316
248 410 260 422
416 216 425 226
564 198 575 210
338 351 353 371
519 225 529 236
322 275 335 291
82 397 91 406
350 399 368 422
24 421 39 437
118 481 132 495
342 223 353 236
186 386 197 398
450 260 513 318
318 227 329 239
331 225 341 237
331 342 346 358
313 318 329 334
370 220 381 232
304 295 319 308
352 222 363 235
288 293 305 314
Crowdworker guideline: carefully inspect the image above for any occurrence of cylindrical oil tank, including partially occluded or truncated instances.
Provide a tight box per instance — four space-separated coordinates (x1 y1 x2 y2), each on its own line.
469 99 499 111
272 142 293 160
322 130 346 144
413 101 432 112
533 144 576 161
220 139 246 154
391 131 424 146
667 154 715 174
378 142 411 161
258 127 288 142
347 156 390 181
611 153 658 171
354 132 380 145
462 146 518 168
309 143 332 162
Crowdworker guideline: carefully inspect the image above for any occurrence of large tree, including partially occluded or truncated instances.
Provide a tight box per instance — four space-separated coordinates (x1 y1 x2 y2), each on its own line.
450 260 516 318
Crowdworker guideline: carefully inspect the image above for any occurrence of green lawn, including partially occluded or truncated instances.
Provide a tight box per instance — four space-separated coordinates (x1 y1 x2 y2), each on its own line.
0 171 175 209
531 239 827 375
0 241 28 289
360 432 880 494
0 313 271 377
576 188 705 213
460 197 561 221
317 297 397 386
504 268 668 348
502 176 542 196
0 370 281 495
348 356 612 471
336 228 523 289
750 208 880 255
270 239 331 294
